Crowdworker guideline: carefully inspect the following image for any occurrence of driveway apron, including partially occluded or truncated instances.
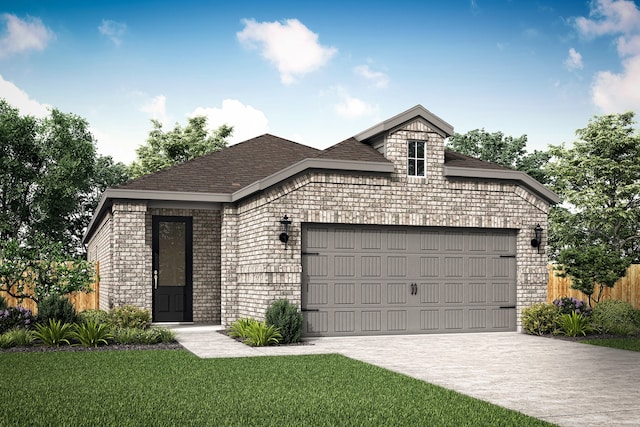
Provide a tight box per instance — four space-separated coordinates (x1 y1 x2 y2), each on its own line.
172 325 640 427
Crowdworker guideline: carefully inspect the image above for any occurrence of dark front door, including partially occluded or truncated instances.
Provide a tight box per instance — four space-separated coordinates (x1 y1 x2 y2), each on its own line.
152 216 193 322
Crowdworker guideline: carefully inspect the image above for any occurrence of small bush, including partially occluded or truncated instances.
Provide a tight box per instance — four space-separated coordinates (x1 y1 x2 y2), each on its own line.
33 319 74 347
559 312 593 337
37 295 77 325
244 321 281 347
72 320 113 347
265 299 303 344
0 295 7 310
112 326 174 345
521 303 561 335
3 328 35 347
553 297 592 317
0 306 34 333
591 300 639 336
78 309 109 326
228 317 255 339
107 306 151 329
0 333 12 348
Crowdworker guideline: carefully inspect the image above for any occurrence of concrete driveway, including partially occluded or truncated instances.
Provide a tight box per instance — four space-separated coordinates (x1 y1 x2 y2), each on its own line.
172 325 640 427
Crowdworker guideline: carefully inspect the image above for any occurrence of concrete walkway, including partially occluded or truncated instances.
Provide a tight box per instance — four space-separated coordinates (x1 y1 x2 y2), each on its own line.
171 324 640 427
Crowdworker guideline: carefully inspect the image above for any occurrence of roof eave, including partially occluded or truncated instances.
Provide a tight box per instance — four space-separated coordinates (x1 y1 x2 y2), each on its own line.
443 166 560 205
354 105 454 142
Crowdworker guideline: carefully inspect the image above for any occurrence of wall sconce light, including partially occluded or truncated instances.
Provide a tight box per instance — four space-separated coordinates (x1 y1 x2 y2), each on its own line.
531 224 543 253
279 215 292 249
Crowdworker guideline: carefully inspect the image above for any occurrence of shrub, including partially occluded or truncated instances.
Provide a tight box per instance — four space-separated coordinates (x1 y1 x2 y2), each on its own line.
107 306 151 329
244 321 281 347
72 320 113 347
0 306 34 333
521 303 561 335
112 326 174 345
4 328 35 347
0 333 12 348
553 297 592 317
265 299 303 344
33 319 74 347
78 309 109 326
37 295 77 325
0 295 7 310
228 317 255 340
591 300 639 336
559 312 593 337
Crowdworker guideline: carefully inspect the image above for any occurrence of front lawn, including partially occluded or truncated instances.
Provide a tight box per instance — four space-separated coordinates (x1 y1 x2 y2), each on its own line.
0 350 552 426
581 337 640 352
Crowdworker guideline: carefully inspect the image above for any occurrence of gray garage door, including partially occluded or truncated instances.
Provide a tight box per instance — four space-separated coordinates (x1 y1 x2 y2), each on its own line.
301 224 517 336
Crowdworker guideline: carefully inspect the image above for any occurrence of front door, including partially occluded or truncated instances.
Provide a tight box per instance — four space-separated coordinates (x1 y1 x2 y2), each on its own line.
152 216 193 322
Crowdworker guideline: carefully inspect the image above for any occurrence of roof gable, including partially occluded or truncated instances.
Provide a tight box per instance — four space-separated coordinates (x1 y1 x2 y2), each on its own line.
355 105 454 142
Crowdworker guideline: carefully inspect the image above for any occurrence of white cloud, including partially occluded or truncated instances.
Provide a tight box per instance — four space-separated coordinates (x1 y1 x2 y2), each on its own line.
331 88 377 119
592 55 640 112
574 0 640 113
0 13 54 58
564 48 584 70
0 74 50 117
237 18 337 84
575 0 640 37
354 64 389 88
190 99 269 144
140 95 168 125
98 19 127 46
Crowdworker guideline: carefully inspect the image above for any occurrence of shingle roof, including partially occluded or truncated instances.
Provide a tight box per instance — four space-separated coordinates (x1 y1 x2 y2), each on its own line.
316 137 389 162
444 149 514 171
118 134 321 194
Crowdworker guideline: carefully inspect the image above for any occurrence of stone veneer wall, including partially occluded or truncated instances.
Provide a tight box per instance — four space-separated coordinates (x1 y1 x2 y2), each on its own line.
86 212 112 311
221 119 551 328
147 208 221 323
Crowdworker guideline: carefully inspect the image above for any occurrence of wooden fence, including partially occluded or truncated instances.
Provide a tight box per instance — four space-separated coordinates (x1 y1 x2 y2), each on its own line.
1 262 100 315
547 264 640 309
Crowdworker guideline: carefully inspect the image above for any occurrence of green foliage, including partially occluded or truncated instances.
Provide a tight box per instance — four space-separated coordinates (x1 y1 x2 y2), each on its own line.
78 309 109 325
521 303 561 336
559 312 593 337
0 352 553 426
2 328 35 347
130 116 233 178
72 320 113 347
0 306 34 333
591 300 639 336
33 319 74 347
0 333 12 348
548 112 640 302
107 305 151 329
0 234 95 303
0 295 7 310
243 320 282 347
227 317 254 339
37 294 78 324
112 326 174 344
265 299 303 344
446 128 550 183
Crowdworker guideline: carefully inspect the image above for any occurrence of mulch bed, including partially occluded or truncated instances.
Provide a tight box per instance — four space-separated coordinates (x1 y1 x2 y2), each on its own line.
544 332 640 342
0 342 184 353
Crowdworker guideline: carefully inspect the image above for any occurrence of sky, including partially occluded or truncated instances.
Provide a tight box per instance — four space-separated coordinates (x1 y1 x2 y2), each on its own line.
1 0 640 164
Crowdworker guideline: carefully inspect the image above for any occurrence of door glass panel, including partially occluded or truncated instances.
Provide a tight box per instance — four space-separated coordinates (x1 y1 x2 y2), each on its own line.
158 221 186 287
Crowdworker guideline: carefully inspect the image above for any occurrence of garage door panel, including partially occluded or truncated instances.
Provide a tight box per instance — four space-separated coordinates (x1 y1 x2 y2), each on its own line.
302 225 517 336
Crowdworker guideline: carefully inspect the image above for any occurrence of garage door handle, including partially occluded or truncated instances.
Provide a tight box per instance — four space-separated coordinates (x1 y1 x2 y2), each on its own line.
410 283 417 295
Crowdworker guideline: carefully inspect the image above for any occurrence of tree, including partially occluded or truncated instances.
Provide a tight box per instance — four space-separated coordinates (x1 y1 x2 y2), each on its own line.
130 116 233 178
547 112 640 304
446 129 551 183
0 99 96 251
0 234 95 303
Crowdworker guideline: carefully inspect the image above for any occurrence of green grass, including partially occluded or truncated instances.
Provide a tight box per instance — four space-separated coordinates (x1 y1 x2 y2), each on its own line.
0 350 553 426
581 337 640 352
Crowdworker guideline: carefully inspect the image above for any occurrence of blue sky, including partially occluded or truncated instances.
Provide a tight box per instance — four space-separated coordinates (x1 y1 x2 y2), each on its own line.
1 0 639 163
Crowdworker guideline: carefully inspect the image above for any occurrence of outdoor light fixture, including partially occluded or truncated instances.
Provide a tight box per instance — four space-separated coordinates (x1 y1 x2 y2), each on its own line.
531 224 543 253
279 215 292 249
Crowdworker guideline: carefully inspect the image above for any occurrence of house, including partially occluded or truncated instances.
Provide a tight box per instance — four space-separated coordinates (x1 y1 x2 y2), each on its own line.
83 105 558 336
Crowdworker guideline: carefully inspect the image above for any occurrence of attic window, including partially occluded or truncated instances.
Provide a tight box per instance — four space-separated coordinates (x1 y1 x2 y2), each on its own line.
407 140 426 177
